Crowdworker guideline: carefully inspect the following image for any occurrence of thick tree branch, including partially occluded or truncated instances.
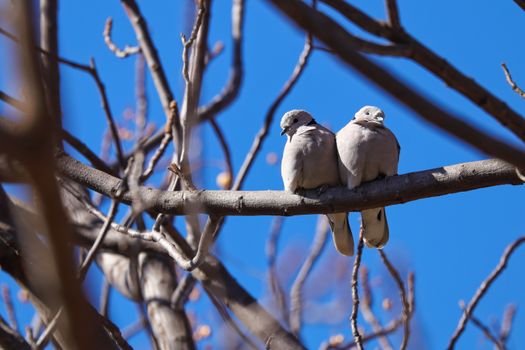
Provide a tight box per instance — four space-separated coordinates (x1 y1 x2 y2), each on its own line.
53 154 522 216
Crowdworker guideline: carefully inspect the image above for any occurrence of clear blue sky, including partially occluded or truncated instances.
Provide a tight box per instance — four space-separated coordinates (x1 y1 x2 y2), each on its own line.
1 0 525 349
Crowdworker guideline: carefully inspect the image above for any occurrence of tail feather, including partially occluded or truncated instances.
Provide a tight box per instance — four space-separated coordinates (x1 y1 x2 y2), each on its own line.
361 207 389 248
327 213 354 256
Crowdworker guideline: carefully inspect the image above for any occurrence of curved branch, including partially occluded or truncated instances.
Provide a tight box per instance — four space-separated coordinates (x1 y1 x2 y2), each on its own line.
103 18 140 58
55 154 522 216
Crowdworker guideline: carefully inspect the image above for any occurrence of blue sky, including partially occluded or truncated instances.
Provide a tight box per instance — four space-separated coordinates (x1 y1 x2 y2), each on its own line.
1 0 525 349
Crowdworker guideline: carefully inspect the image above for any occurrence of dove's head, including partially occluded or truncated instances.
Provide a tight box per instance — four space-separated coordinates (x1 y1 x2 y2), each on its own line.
354 105 385 126
280 110 315 137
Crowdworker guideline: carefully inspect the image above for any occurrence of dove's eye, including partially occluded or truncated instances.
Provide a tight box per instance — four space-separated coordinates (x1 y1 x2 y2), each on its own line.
365 112 370 115
293 118 298 123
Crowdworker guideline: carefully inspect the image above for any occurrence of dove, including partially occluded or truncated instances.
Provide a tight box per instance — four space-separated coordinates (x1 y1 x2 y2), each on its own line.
280 109 354 256
336 105 400 248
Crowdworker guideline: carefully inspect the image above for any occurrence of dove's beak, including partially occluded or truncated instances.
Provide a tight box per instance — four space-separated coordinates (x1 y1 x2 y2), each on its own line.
280 127 289 136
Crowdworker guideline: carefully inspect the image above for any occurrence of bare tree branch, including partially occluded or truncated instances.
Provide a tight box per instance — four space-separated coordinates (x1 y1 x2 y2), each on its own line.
103 17 140 58
120 0 181 138
197 0 245 123
448 236 525 349
53 154 524 216
290 216 329 336
379 250 411 350
359 266 394 350
266 217 288 324
350 229 365 350
500 304 517 346
501 63 525 99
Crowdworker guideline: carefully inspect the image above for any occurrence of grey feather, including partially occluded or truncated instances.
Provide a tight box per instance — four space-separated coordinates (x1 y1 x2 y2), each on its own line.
336 106 399 248
281 110 354 256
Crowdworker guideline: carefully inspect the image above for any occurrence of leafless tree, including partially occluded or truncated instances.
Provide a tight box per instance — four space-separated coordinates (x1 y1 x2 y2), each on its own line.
0 0 523 349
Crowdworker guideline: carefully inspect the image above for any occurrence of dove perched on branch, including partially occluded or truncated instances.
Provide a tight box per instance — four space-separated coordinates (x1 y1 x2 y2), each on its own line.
280 109 354 256
336 106 400 248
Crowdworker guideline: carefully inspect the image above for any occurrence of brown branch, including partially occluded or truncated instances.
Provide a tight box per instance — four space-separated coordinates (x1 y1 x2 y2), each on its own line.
448 236 525 349
320 0 525 143
103 18 140 58
0 91 25 111
501 63 525 99
120 0 181 138
40 0 62 137
385 0 402 30
514 0 525 11
89 58 126 169
55 154 524 216
350 229 364 349
290 216 329 336
197 0 245 123
379 250 411 350
267 0 525 168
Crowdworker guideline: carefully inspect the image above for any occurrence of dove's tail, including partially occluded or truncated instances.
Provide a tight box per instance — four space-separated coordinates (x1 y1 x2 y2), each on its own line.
327 213 354 256
361 207 389 248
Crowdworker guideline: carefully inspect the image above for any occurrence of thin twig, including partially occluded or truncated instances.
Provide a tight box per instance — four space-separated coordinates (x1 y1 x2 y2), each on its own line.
0 90 26 111
448 236 525 349
499 304 516 345
78 199 120 281
89 58 126 170
359 266 394 350
378 250 411 350
141 101 176 180
266 217 288 323
120 0 181 135
501 63 525 99
1 285 18 332
458 302 503 350
103 17 140 58
62 129 116 176
232 25 313 191
197 0 245 123
290 216 329 336
350 228 364 350
209 118 234 189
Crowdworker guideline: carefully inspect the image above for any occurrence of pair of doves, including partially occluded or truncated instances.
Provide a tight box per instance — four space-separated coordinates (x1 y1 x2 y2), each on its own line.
280 106 400 256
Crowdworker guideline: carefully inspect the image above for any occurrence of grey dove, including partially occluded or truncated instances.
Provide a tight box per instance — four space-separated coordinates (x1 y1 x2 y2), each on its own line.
336 105 400 248
280 109 354 256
